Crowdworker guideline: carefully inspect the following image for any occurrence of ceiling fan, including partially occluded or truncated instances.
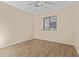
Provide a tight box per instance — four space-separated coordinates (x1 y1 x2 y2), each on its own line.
28 1 55 7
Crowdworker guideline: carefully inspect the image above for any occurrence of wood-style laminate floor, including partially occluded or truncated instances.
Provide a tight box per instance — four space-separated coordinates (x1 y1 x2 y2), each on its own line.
0 39 78 57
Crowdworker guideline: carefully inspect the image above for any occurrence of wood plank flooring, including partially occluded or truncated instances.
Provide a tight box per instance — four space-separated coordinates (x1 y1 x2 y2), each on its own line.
0 39 78 57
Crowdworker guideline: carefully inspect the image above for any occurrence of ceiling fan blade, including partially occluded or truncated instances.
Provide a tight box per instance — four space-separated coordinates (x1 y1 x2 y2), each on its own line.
44 2 55 5
34 3 39 7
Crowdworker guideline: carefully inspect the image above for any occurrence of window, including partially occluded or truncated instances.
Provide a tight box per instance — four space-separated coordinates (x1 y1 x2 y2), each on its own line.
43 16 57 31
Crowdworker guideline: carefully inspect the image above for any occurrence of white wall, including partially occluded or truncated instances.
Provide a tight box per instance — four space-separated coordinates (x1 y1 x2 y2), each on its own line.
0 2 34 48
34 5 75 45
73 3 79 54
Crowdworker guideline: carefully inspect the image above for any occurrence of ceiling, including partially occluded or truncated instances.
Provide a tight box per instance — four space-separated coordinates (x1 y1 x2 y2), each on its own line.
3 1 75 15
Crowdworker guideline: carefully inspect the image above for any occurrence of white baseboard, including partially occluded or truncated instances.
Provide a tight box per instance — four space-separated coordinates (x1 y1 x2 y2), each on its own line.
0 36 34 48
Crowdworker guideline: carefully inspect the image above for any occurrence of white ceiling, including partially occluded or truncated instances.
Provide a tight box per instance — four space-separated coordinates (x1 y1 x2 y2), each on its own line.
3 1 75 15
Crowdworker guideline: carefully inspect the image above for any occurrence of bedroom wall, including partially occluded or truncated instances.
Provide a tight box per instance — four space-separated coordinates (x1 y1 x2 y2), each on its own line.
73 3 79 54
0 2 34 48
34 5 75 45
